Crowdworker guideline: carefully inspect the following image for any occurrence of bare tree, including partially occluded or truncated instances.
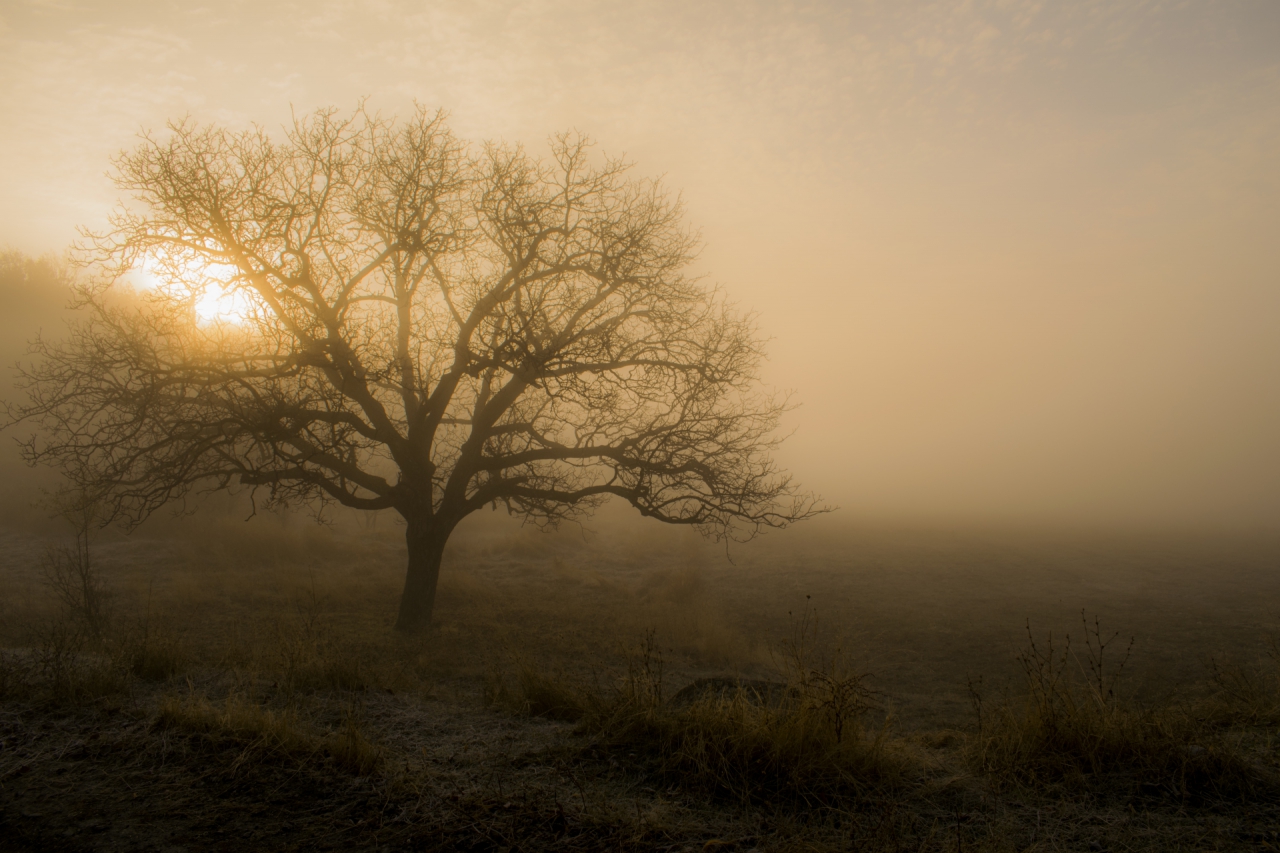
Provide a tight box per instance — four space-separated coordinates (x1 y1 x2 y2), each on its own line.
7 106 821 631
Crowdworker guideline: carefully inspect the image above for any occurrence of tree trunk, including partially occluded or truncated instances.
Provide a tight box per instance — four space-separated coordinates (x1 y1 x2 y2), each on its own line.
394 519 450 632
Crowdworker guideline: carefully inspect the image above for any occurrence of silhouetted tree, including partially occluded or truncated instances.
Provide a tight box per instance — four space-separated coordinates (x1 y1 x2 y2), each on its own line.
7 107 820 630
1 252 73 516
0 251 71 364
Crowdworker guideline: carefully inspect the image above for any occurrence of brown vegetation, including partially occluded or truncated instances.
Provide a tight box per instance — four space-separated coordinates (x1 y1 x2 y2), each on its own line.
2 516 1280 850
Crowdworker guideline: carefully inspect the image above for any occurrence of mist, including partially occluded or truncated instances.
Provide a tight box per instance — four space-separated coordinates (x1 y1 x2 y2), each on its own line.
5 7 1280 848
2 0 1277 532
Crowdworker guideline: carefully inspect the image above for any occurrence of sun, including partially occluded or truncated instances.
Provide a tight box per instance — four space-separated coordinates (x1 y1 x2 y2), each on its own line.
192 283 255 325
134 252 255 325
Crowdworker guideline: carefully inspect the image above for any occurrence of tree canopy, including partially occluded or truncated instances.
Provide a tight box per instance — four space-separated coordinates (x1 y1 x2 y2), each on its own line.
9 106 821 630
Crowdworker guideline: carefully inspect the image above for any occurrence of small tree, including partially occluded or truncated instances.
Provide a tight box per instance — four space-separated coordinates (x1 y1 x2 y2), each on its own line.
41 491 111 640
8 107 821 631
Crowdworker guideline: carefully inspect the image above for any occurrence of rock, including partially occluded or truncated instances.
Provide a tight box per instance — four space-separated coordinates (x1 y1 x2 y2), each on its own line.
669 677 796 708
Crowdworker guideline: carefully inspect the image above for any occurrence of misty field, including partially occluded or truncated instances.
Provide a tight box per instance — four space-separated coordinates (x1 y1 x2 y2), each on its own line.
2 513 1279 852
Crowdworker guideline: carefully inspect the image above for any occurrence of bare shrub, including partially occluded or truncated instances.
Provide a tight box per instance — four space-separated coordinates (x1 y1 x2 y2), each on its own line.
775 605 879 745
21 619 125 703
967 612 1265 799
1206 633 1280 725
0 648 33 700
40 531 111 641
273 585 370 694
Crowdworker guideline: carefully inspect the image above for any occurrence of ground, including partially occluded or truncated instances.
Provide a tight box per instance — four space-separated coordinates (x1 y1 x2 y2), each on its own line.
2 513 1279 851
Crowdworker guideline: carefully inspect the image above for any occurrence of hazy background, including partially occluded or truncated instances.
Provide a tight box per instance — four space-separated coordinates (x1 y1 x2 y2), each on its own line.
2 0 1277 532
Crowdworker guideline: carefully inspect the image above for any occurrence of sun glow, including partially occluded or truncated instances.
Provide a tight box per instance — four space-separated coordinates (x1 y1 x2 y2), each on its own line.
135 254 255 325
192 283 256 325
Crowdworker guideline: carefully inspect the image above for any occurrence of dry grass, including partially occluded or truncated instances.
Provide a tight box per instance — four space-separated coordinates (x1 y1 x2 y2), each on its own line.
156 691 383 776
4 516 1280 850
490 622 921 805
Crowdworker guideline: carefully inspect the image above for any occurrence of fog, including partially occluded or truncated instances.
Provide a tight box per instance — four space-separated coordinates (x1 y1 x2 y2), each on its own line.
2 0 1277 531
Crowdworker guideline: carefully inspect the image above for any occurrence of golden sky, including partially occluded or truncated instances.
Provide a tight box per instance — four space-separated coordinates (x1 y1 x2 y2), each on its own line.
2 0 1277 529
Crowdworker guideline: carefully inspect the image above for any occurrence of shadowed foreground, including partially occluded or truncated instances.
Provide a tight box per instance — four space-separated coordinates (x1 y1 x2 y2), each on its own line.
2 517 1279 851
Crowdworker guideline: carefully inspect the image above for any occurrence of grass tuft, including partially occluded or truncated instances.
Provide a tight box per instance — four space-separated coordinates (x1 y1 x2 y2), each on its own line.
156 691 383 775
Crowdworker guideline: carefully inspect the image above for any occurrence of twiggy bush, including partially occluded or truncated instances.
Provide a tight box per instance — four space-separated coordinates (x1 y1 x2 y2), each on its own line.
0 648 32 700
1206 634 1280 726
39 493 112 640
274 587 370 693
968 613 1263 798
0 615 185 703
17 619 126 703
41 531 111 640
775 606 879 746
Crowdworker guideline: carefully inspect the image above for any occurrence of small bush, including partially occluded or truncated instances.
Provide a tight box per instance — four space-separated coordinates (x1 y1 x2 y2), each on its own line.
0 619 127 703
968 613 1265 799
41 535 112 640
1205 635 1280 726
40 495 113 640
273 587 371 693
0 648 32 700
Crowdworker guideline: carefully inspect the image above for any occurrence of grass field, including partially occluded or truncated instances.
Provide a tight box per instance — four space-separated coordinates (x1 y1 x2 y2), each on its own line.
2 509 1279 851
